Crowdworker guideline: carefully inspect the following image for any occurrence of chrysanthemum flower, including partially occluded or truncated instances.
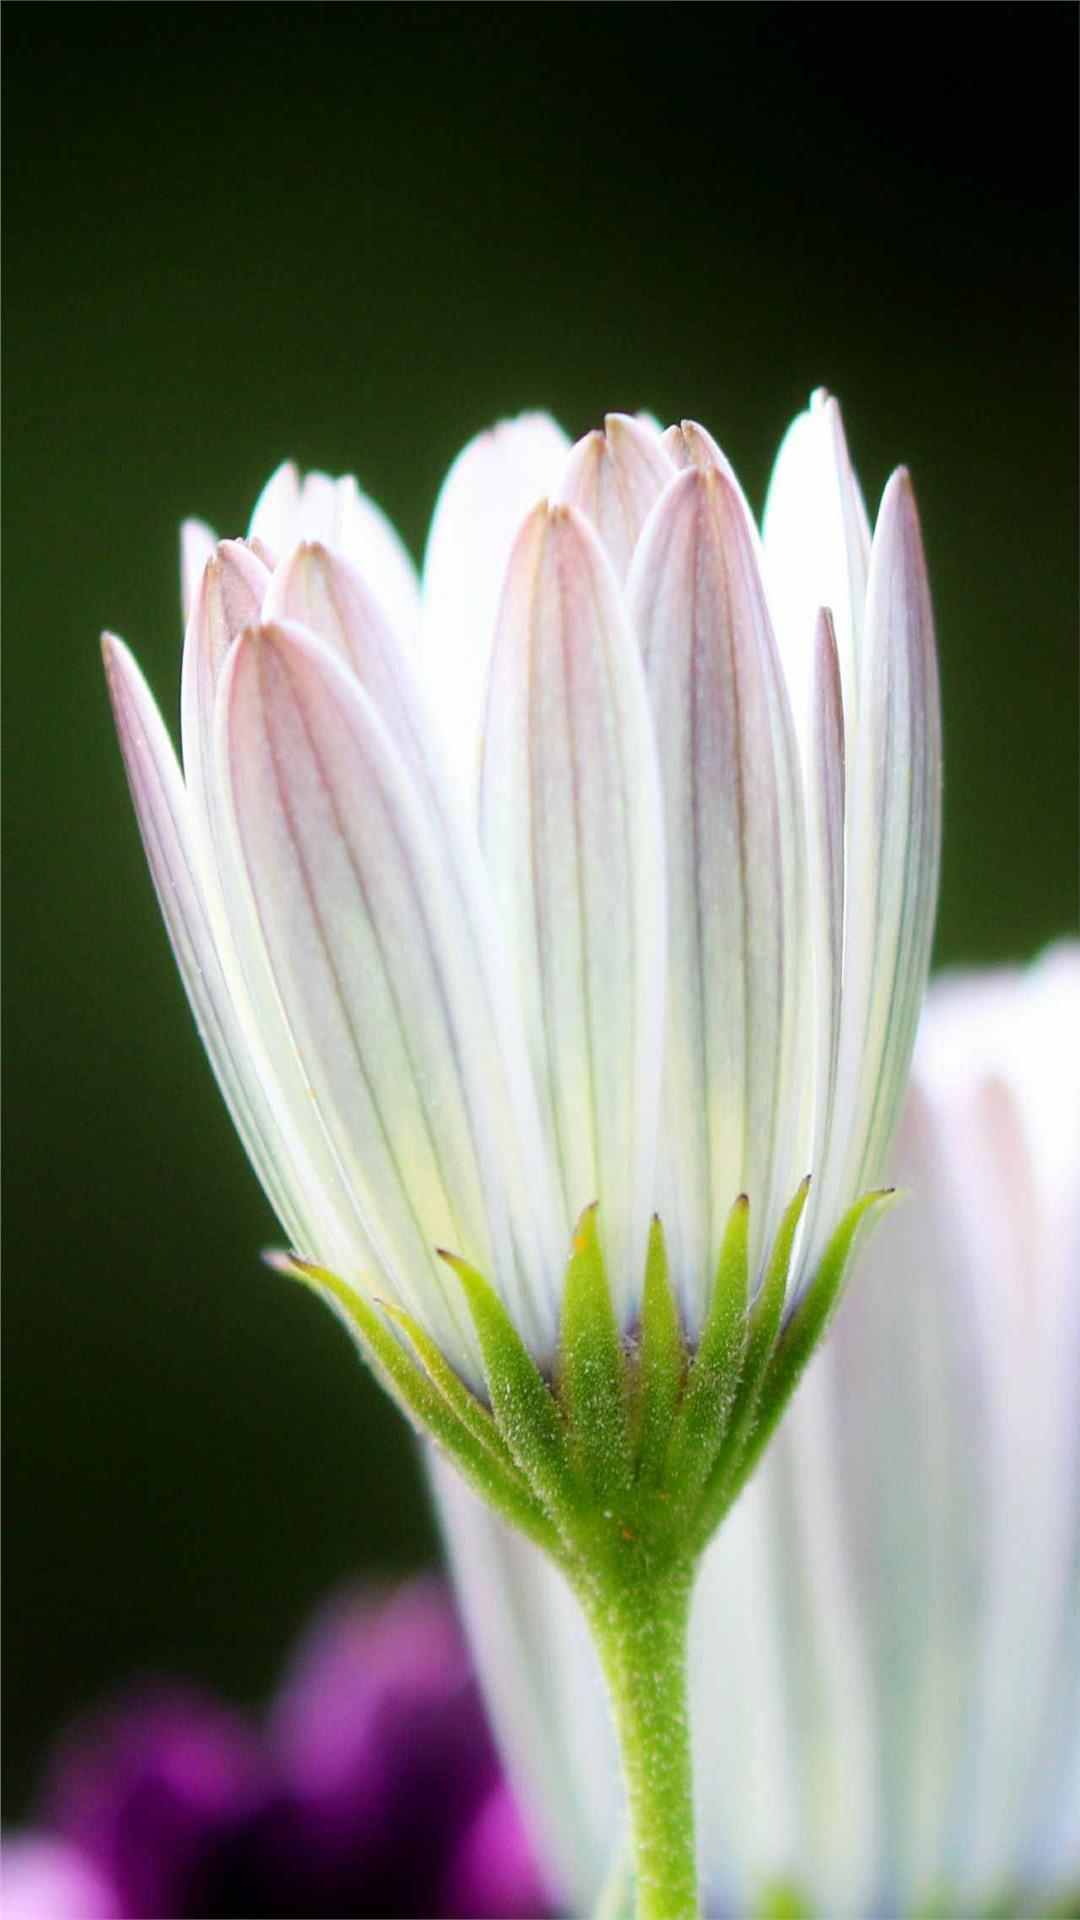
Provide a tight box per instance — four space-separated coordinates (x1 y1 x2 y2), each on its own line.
104 396 941 1919
438 947 1080 1919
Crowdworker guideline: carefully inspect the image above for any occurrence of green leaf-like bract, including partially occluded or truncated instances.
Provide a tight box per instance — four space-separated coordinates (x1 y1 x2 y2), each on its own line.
634 1216 685 1488
276 1257 561 1556
559 1204 634 1498
662 1194 750 1520
723 1187 897 1510
438 1248 577 1524
272 1177 894 1577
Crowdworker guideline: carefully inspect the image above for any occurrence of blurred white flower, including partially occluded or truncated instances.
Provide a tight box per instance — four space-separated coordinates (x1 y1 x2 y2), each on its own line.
436 946 1080 1916
104 397 939 1392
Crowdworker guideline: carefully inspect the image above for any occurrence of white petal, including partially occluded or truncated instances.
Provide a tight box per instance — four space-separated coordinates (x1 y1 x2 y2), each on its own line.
247 460 300 559
479 502 666 1328
103 633 344 1262
629 465 808 1323
661 419 726 472
761 389 871 747
334 476 422 645
180 539 269 842
558 412 673 578
420 412 570 805
660 418 770 558
218 618 562 1379
815 469 941 1250
634 408 665 438
689 1480 802 1909
179 517 217 624
175 546 388 1287
249 462 421 643
798 609 847 1265
431 1454 619 1916
261 541 434 797
902 962 1080 1895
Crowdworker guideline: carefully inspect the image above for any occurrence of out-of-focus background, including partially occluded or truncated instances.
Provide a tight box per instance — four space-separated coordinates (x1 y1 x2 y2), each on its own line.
4 1 1076 1821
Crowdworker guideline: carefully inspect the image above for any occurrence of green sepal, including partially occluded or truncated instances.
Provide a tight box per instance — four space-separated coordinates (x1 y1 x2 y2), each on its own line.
439 1248 575 1519
663 1193 749 1512
739 1186 897 1491
714 1186 898 1526
272 1255 562 1556
377 1298 517 1470
558 1205 633 1498
688 1176 810 1547
633 1216 685 1488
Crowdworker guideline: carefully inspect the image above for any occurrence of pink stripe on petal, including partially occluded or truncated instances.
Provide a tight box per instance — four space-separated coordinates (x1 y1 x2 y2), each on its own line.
263 541 434 795
220 620 561 1378
661 419 726 472
559 412 673 579
180 538 269 854
817 469 942 1251
480 502 666 1329
630 464 808 1325
103 632 317 1256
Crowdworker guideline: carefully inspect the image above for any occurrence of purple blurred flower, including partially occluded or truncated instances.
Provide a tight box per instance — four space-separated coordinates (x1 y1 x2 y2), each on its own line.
263 1579 551 1918
41 1686 261 1918
14 1580 552 1919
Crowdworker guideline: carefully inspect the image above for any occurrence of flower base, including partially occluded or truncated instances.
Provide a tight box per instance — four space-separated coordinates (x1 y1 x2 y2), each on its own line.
276 1181 893 1919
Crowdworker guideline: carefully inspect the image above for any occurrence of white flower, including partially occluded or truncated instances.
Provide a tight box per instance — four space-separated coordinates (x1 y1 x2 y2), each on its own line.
104 396 939 1390
435 946 1080 1916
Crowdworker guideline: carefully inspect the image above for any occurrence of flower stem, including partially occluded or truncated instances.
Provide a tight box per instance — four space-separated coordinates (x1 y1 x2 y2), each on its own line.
578 1557 700 1920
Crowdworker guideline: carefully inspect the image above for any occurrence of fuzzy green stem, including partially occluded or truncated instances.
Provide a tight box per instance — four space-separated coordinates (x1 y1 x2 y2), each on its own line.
577 1559 699 1920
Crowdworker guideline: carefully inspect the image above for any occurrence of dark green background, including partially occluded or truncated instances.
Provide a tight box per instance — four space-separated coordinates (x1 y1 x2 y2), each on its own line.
4 3 1076 1817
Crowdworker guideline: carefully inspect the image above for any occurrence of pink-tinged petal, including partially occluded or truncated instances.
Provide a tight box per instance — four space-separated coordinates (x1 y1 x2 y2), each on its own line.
661 419 726 472
121 599 388 1298
815 469 941 1251
180 539 269 846
262 541 434 796
332 476 422 647
247 460 300 559
661 421 766 551
761 389 871 743
558 412 674 578
218 620 562 1380
634 408 665 437
250 462 421 642
179 517 217 624
420 412 570 806
479 503 666 1329
629 465 808 1326
102 633 335 1261
799 609 846 1263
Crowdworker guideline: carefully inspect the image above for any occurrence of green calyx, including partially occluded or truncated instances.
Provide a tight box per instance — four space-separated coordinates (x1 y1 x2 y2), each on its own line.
273 1186 896 1920
271 1178 896 1585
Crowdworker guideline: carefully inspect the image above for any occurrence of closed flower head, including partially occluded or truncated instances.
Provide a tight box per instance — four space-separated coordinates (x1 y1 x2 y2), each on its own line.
105 399 939 1409
105 397 942 1918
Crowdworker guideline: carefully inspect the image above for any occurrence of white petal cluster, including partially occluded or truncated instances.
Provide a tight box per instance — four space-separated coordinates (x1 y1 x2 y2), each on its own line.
105 397 940 1385
436 946 1080 1914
